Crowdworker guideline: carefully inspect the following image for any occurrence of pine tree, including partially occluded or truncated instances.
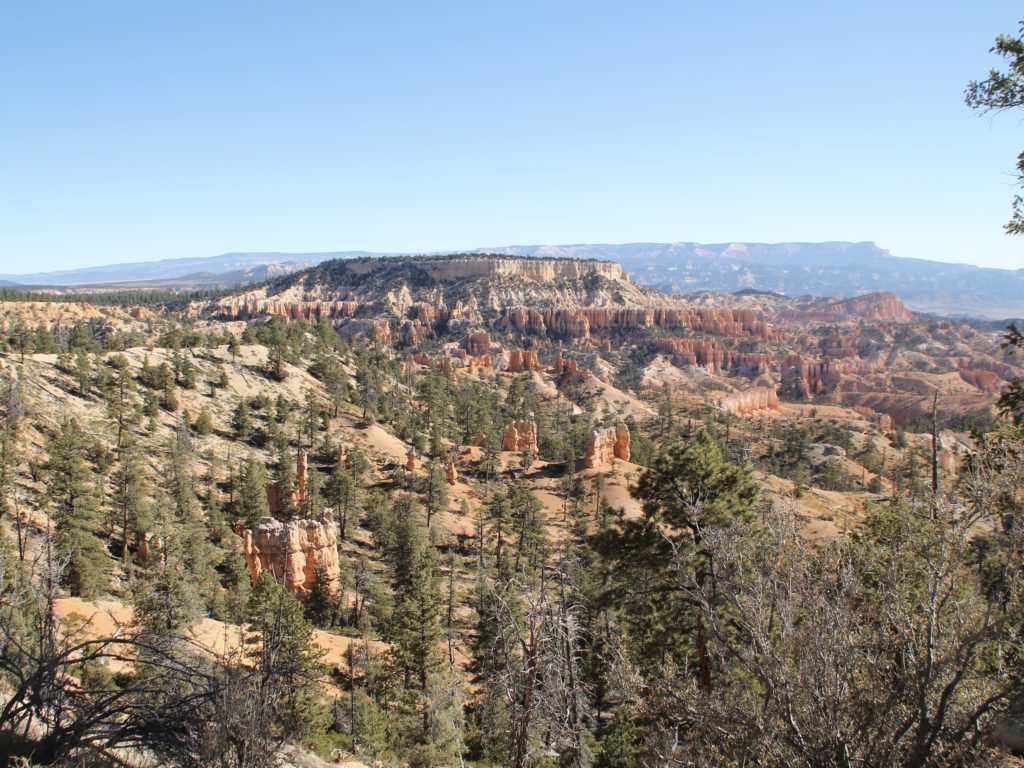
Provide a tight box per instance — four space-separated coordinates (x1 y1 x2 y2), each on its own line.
467 575 520 764
156 361 178 411
0 368 25 549
111 437 151 566
305 560 340 628
193 406 214 435
74 348 92 397
351 689 388 761
273 442 298 516
263 318 289 382
227 334 240 363
246 573 327 743
235 456 271 527
232 399 253 442
388 545 463 765
324 461 360 540
423 458 448 529
43 418 111 598
165 434 222 613
219 536 250 626
130 489 204 634
594 430 758 688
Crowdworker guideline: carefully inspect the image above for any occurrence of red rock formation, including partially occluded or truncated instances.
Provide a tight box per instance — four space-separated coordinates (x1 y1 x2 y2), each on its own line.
239 512 341 599
445 459 457 485
871 412 893 432
267 449 309 515
959 368 1003 394
502 420 539 454
650 338 771 377
506 349 541 372
370 320 391 346
719 387 780 416
212 299 360 323
819 334 860 359
137 531 160 564
775 292 913 324
410 302 442 325
399 320 428 347
463 331 492 356
584 424 631 468
781 356 877 399
405 448 417 472
953 357 1018 382
502 306 778 341
553 354 583 377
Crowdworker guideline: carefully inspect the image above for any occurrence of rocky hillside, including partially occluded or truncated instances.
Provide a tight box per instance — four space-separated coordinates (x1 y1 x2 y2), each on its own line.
186 254 1016 434
3 252 1024 766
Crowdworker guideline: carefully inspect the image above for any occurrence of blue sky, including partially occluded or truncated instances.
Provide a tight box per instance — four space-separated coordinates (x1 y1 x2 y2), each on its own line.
2 1 1023 272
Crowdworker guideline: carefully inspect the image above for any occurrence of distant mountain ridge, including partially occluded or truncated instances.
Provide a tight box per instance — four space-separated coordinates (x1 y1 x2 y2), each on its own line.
477 243 1024 319
4 242 1023 319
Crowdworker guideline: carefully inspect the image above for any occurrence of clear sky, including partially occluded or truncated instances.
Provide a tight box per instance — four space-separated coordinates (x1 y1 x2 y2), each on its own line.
2 1 1023 272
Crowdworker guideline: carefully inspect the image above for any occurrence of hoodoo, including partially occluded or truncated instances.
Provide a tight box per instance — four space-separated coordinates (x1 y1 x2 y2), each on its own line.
239 512 341 599
584 424 631 468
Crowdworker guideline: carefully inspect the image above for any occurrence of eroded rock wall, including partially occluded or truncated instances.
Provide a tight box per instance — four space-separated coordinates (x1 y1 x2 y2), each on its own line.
240 512 341 599
502 420 539 454
502 307 776 341
719 387 780 416
584 424 631 468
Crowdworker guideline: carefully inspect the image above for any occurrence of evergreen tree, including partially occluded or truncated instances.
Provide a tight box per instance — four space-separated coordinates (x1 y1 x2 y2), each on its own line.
102 353 137 452
263 318 289 381
593 430 758 687
273 442 298 517
193 406 215 436
156 361 178 411
232 399 253 442
43 418 111 598
74 348 92 397
324 461 360 540
164 434 222 613
0 368 24 540
387 545 464 766
111 437 151 566
423 458 448 529
227 334 240 363
351 689 389 762
305 560 340 628
467 575 520 764
246 573 327 744
130 489 204 633
236 456 271 527
220 538 253 623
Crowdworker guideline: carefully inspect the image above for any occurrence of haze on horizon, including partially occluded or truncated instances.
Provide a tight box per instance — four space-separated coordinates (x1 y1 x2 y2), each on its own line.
2 1 1023 273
